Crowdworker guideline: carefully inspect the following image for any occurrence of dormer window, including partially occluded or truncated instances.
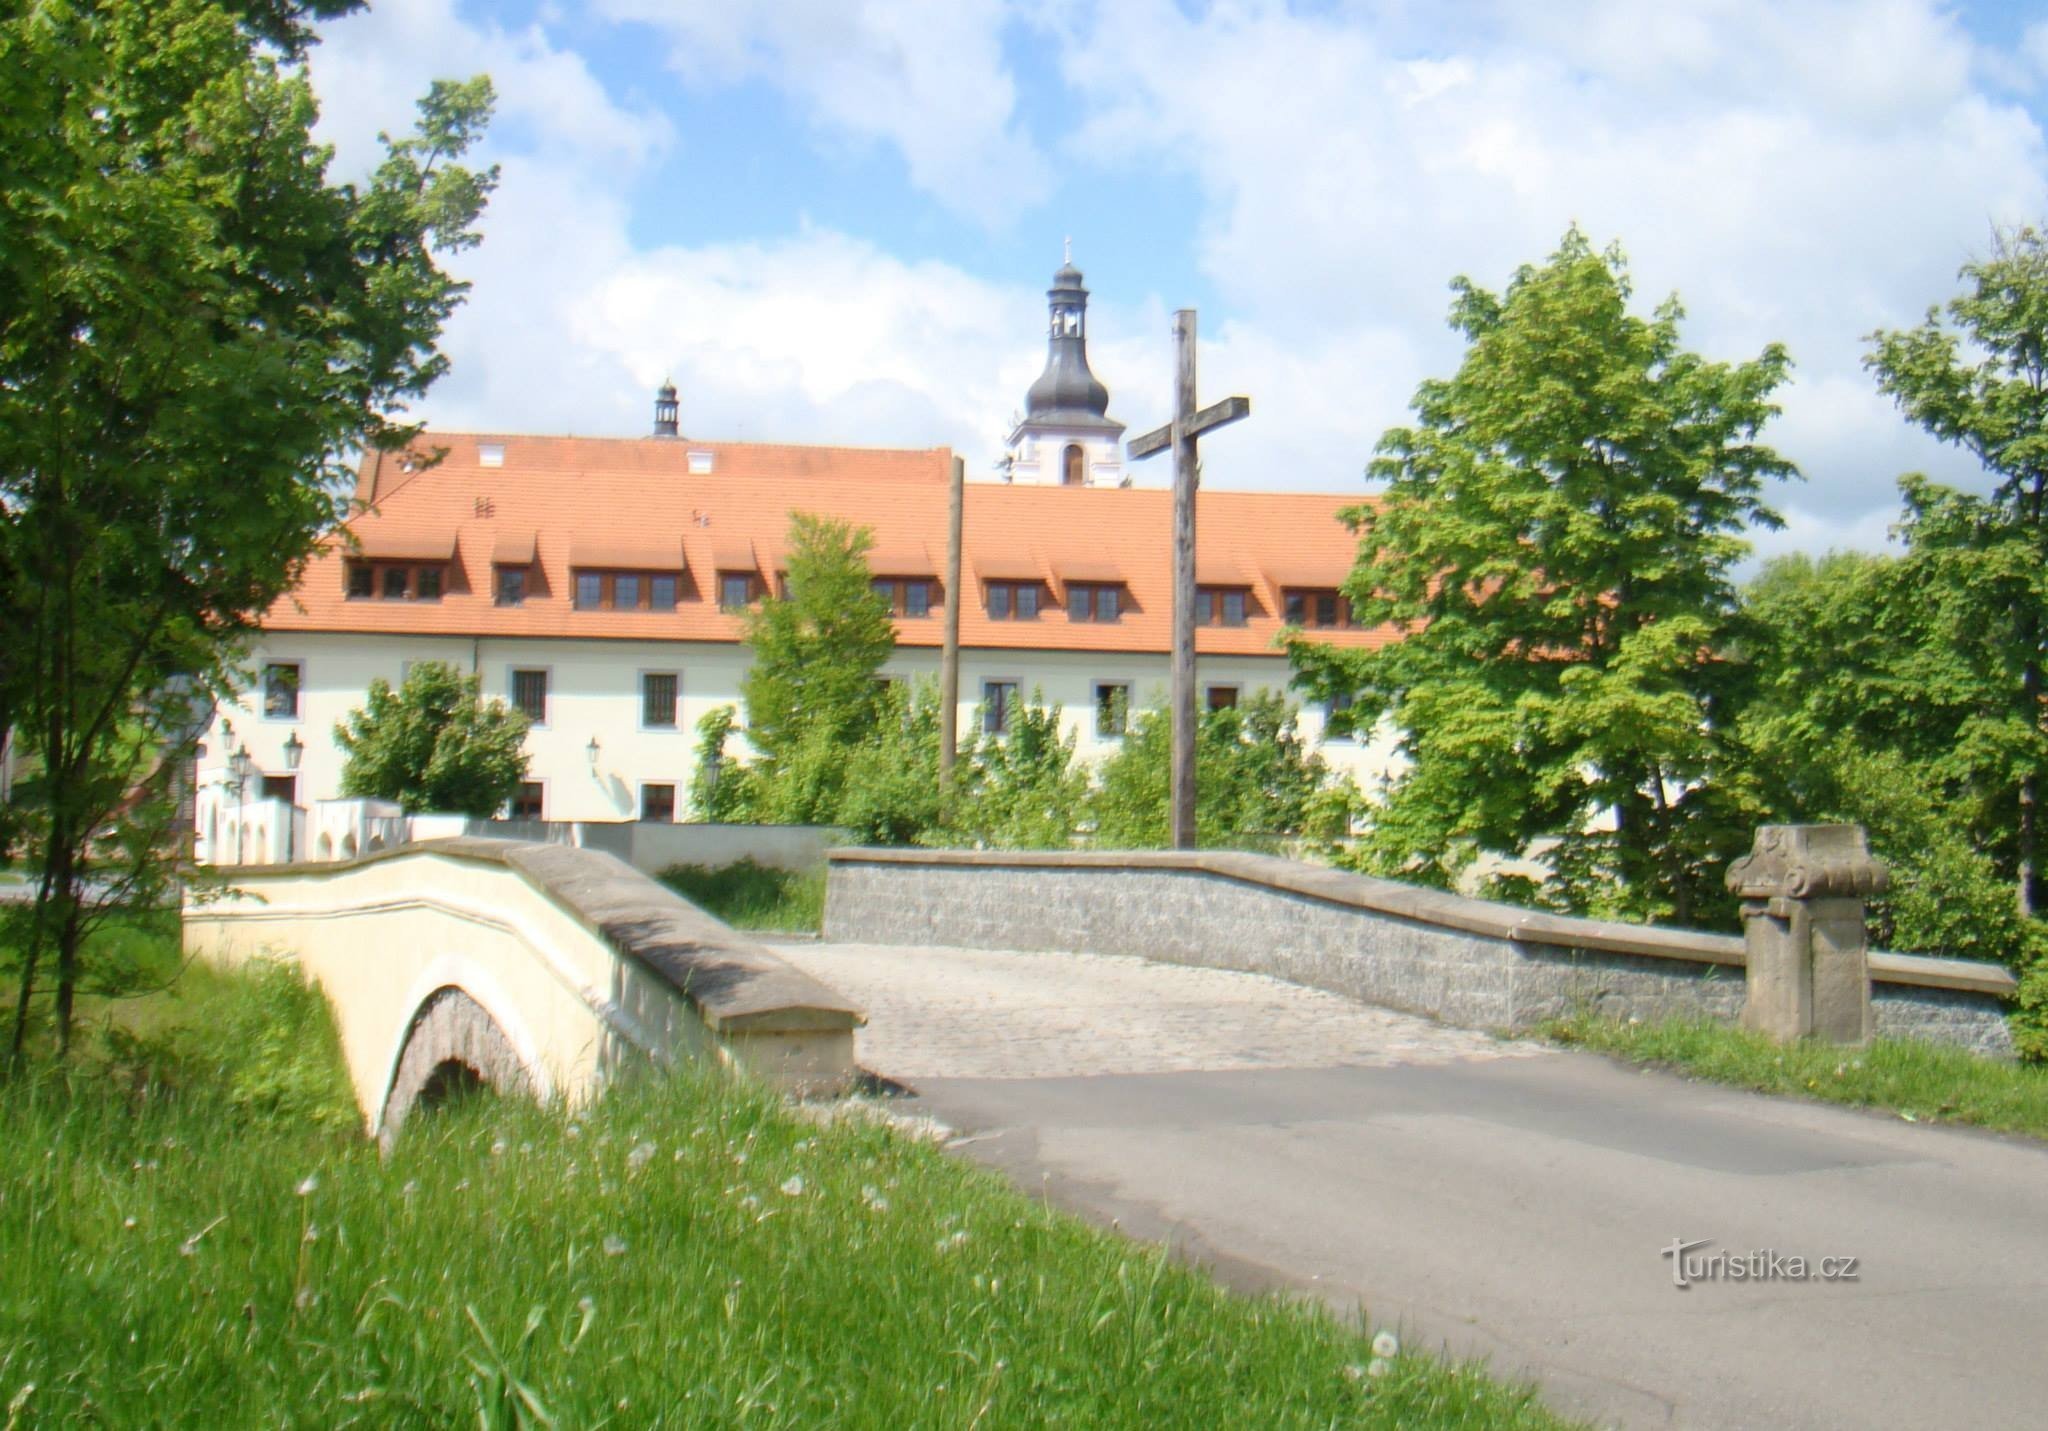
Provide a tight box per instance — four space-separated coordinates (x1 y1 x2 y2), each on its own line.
1283 588 1352 629
1196 587 1248 627
985 581 1041 620
688 451 714 475
872 577 936 618
1067 582 1122 624
478 443 504 467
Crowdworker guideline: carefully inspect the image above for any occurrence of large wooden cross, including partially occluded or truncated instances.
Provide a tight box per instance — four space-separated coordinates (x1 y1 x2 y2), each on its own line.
1128 310 1250 850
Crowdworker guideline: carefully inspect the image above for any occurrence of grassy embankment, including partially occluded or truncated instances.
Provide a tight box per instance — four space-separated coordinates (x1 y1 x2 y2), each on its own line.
1 951 1567 1428
1545 1014 2048 1141
660 857 826 934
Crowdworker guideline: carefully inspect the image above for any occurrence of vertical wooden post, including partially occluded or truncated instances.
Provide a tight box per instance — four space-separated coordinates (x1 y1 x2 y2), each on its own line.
939 453 964 792
1170 311 1198 851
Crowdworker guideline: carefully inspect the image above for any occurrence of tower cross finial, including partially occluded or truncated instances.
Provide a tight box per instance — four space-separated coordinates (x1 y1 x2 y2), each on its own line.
1064 235 1072 264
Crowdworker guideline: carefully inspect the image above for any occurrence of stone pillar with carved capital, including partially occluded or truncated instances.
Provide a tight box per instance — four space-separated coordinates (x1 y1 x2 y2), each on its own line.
1725 824 1889 1044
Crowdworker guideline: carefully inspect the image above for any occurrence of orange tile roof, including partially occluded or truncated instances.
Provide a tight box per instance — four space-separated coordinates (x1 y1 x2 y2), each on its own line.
268 432 1397 657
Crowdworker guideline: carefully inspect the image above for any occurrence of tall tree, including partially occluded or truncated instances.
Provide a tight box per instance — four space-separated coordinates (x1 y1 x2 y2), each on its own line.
1737 553 2045 972
691 512 895 827
0 0 494 1057
1867 225 2048 916
735 513 895 767
1293 228 1794 923
334 661 529 817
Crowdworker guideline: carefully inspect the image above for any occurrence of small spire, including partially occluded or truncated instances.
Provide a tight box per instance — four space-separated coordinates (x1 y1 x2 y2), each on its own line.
1063 235 1072 264
652 378 680 438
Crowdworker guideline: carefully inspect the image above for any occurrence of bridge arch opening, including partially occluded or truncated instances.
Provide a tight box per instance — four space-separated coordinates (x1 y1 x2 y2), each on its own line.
378 985 533 1151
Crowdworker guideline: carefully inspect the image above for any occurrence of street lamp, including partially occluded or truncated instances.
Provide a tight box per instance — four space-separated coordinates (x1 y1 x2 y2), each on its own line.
586 735 601 771
230 743 254 865
283 730 303 770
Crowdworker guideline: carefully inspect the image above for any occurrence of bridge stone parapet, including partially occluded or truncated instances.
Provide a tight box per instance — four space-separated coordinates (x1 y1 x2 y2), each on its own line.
185 838 863 1142
824 848 2018 1058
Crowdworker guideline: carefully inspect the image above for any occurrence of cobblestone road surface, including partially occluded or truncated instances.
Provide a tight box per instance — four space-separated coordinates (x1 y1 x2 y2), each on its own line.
771 940 1539 1081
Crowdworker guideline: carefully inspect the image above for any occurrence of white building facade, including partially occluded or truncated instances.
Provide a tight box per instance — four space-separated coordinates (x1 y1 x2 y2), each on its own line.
199 258 1401 840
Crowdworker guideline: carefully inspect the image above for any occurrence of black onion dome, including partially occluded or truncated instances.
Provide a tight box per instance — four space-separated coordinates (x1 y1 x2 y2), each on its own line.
1019 261 1121 434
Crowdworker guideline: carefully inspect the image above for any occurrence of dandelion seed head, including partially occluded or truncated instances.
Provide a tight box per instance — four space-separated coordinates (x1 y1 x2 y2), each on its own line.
602 1234 627 1257
1372 1330 1400 1359
122 1216 137 1230
490 1139 508 1158
626 1141 657 1173
1367 1357 1391 1379
779 1175 805 1197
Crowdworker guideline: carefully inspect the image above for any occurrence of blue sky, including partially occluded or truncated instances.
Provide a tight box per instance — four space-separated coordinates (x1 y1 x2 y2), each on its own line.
306 0 2048 558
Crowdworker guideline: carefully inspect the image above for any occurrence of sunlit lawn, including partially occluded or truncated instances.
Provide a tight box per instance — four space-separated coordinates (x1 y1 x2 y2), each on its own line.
0 963 1571 1428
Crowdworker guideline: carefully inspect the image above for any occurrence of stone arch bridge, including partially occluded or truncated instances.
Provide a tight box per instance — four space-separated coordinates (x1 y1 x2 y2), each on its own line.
182 839 861 1148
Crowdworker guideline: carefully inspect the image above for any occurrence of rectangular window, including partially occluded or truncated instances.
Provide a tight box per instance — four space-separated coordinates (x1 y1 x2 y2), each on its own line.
720 573 753 610
614 573 642 610
1206 685 1240 711
982 680 1018 735
497 567 527 606
1285 589 1344 628
642 672 679 729
871 577 894 605
1195 588 1247 627
575 572 602 609
381 566 408 600
1016 583 1039 619
416 565 443 600
650 573 677 610
510 668 548 725
510 781 544 820
640 783 677 823
1068 584 1121 623
259 774 297 806
904 580 931 618
1093 682 1130 738
987 582 1012 620
346 564 373 599
1325 690 1358 740
262 662 301 720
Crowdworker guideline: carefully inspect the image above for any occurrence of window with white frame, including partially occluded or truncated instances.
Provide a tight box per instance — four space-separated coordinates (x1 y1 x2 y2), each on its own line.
262 661 302 720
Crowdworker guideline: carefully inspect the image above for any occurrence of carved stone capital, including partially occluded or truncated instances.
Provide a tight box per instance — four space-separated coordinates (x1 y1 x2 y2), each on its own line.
1726 824 1888 903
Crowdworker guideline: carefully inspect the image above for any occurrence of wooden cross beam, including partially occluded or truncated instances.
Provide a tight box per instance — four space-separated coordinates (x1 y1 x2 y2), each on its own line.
1127 395 1250 460
1126 309 1250 851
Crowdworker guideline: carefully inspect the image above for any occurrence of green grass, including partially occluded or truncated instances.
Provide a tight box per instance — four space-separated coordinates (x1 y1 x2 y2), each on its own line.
0 964 1569 1428
1544 1013 2048 1141
659 858 827 934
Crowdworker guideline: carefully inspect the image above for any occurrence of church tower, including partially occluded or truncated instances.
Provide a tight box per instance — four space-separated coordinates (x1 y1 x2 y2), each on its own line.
1003 249 1126 486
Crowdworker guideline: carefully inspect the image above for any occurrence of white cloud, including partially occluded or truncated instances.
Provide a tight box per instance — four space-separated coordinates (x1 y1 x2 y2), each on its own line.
1052 0 2048 524
593 0 1046 220
298 0 2048 554
307 0 671 179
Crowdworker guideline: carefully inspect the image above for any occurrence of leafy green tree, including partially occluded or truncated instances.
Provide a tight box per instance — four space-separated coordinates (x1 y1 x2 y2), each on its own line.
1867 224 2048 917
1094 692 1359 850
1293 228 1794 924
959 690 1088 850
0 0 494 1057
722 511 895 824
334 662 528 817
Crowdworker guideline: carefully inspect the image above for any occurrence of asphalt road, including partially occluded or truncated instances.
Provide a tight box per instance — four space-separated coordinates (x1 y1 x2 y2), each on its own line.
771 939 2048 1430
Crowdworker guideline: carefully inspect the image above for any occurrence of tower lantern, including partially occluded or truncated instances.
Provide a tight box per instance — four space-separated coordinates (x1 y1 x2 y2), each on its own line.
1003 246 1126 486
652 380 680 438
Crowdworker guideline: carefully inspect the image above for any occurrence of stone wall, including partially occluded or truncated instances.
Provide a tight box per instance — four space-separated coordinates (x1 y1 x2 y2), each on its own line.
825 849 2018 1057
